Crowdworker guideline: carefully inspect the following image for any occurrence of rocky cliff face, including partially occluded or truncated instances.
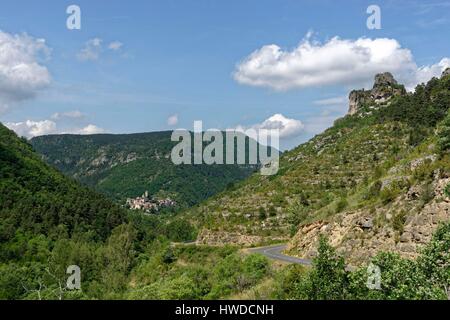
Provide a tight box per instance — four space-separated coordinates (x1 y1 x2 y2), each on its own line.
287 159 450 265
443 67 450 78
348 72 406 115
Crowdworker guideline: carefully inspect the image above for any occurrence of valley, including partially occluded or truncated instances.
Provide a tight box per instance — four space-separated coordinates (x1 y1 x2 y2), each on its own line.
1 70 449 300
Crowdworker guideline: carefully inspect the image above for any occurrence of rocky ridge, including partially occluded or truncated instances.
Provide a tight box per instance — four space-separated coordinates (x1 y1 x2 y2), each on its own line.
348 72 406 115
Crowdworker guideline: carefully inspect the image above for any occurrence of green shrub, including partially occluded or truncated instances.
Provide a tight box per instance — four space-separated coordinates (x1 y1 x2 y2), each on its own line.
437 110 450 155
278 236 349 300
163 219 197 242
364 180 382 200
277 223 450 300
242 254 270 284
380 185 401 204
335 197 348 213
259 207 267 220
420 183 435 207
392 211 407 233
444 183 450 198
268 206 277 217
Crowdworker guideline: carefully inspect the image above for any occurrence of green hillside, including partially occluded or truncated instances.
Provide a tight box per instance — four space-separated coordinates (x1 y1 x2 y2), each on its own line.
0 122 277 300
188 71 450 263
31 131 259 208
0 123 130 299
0 124 127 241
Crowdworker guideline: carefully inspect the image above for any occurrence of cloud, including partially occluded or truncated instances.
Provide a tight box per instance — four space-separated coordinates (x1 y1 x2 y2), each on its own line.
0 30 51 114
77 39 124 61
6 119 106 138
414 57 450 86
167 114 179 126
51 110 85 120
67 124 106 135
6 120 57 138
108 41 123 51
236 114 304 139
77 38 103 61
234 35 450 92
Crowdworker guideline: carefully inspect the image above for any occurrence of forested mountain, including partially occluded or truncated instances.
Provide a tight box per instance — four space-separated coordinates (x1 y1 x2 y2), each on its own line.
188 70 450 265
0 123 273 300
30 131 259 208
0 124 126 241
0 123 130 299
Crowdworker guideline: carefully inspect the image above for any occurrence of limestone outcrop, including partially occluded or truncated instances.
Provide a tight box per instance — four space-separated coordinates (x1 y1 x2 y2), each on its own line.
347 72 406 115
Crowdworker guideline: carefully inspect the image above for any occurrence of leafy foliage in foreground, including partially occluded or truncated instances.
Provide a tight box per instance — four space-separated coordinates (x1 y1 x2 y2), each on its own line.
275 223 450 300
126 245 270 300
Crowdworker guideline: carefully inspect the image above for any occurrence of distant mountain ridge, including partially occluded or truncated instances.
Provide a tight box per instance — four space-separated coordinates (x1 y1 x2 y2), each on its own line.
30 131 262 209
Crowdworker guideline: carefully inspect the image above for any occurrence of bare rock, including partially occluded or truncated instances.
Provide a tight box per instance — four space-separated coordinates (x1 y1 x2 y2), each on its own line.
442 67 450 78
347 72 406 116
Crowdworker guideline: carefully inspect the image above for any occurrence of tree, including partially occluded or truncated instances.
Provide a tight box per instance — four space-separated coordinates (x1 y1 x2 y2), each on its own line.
438 110 450 155
308 236 348 300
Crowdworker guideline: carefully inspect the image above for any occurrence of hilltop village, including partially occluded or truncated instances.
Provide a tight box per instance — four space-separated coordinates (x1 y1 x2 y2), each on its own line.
126 191 176 213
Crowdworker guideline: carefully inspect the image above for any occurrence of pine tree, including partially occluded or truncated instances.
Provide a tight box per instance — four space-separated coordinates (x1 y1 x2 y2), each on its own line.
438 110 450 155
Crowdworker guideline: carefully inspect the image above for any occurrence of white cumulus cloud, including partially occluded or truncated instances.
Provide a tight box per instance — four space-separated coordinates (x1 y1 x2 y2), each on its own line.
0 30 51 114
66 124 106 135
6 120 106 138
167 114 179 126
234 35 450 91
77 38 125 61
77 38 103 61
236 114 304 139
413 57 450 86
6 120 57 138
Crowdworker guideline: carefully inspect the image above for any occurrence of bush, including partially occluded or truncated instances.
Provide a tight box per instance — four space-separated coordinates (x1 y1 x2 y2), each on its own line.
392 210 407 233
419 183 435 207
380 185 401 204
364 180 382 200
437 110 450 155
258 207 267 220
277 223 450 300
444 183 450 198
335 197 348 213
163 219 197 242
278 237 349 300
242 254 270 283
268 206 277 217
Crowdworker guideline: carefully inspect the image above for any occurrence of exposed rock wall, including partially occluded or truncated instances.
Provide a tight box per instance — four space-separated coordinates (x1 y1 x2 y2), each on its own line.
443 67 450 78
287 173 450 265
347 72 406 115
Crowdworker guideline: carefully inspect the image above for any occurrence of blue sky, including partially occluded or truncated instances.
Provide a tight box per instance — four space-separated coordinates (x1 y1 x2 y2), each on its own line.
0 0 449 149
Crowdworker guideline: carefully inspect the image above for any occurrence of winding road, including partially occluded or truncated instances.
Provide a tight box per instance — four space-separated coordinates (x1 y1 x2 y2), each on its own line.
248 244 312 266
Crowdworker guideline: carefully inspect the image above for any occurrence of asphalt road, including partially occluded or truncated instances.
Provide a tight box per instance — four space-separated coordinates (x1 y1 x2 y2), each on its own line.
249 244 312 266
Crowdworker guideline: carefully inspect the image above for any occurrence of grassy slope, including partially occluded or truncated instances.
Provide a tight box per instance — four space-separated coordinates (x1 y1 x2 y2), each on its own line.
186 74 450 246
